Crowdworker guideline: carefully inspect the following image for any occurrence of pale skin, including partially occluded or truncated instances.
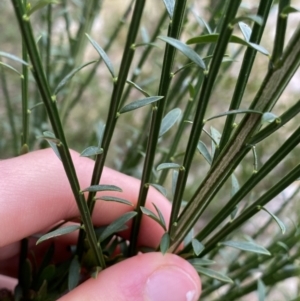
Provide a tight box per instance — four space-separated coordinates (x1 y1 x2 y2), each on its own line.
0 149 201 301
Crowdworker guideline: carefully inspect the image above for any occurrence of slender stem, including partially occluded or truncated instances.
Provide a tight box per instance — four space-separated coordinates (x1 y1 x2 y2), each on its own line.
169 24 300 252
76 0 147 258
129 0 188 256
169 0 242 243
11 0 106 269
217 0 273 153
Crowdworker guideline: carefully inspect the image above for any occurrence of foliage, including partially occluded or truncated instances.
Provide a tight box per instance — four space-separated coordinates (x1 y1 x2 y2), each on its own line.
1 0 300 300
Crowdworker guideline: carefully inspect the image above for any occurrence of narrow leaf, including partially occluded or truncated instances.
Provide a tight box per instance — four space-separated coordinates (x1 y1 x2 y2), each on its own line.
0 51 30 66
192 239 205 256
39 131 61 160
80 146 103 157
158 36 206 69
140 206 166 230
149 183 167 197
160 232 170 254
261 112 278 124
36 225 81 245
257 279 266 301
152 203 167 231
282 6 300 15
54 60 96 94
172 170 178 196
81 185 122 193
95 121 105 147
192 10 212 34
187 34 269 56
162 0 175 19
157 162 181 171
206 109 262 122
86 34 115 78
95 196 133 206
126 80 150 97
68 256 80 291
197 141 212 165
239 22 252 42
100 212 137 242
194 266 233 283
210 126 221 158
231 15 263 26
231 174 240 197
262 207 286 234
28 0 60 15
119 96 163 114
221 240 271 255
159 108 182 137
0 62 22 76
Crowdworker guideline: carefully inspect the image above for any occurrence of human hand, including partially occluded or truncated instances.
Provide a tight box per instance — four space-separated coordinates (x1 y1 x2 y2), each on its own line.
0 149 201 301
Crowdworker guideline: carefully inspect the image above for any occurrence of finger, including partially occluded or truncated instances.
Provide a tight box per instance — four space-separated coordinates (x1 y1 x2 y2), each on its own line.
58 253 201 301
0 149 170 248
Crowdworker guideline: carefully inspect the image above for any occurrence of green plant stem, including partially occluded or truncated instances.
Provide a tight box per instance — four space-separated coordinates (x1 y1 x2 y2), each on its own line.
182 123 300 252
217 0 273 154
169 24 300 252
169 0 242 240
76 0 147 258
128 0 188 256
11 0 106 269
271 0 290 64
46 3 52 81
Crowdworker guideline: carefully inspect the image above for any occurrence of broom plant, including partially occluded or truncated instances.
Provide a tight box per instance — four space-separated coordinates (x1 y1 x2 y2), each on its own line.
1 0 300 299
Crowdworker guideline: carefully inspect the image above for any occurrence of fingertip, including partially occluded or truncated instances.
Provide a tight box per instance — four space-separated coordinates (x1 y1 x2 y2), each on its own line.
58 253 201 301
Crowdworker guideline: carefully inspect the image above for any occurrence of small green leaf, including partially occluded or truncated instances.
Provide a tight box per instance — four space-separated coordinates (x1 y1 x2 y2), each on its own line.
99 212 137 242
262 207 286 234
36 225 81 245
231 174 240 197
230 206 238 220
54 60 96 94
187 34 269 56
158 36 206 69
0 62 22 76
172 170 178 196
192 239 205 256
86 34 115 78
221 240 271 256
188 258 215 266
140 206 166 231
119 96 163 114
152 203 167 230
239 22 252 42
81 185 122 193
157 162 181 171
206 109 262 122
38 131 61 160
160 232 170 254
281 6 300 15
194 266 233 283
0 51 30 66
95 196 133 206
95 121 106 147
159 108 182 137
80 146 103 157
126 80 150 97
257 279 266 301
261 112 278 124
231 15 263 26
162 0 175 19
210 127 221 158
28 0 60 15
68 256 80 291
149 183 167 197
197 141 212 165
191 10 212 34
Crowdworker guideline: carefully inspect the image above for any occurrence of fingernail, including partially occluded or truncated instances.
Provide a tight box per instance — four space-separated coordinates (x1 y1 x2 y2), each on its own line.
144 266 198 301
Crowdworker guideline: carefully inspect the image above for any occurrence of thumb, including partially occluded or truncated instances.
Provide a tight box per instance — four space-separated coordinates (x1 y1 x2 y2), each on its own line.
59 252 201 301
